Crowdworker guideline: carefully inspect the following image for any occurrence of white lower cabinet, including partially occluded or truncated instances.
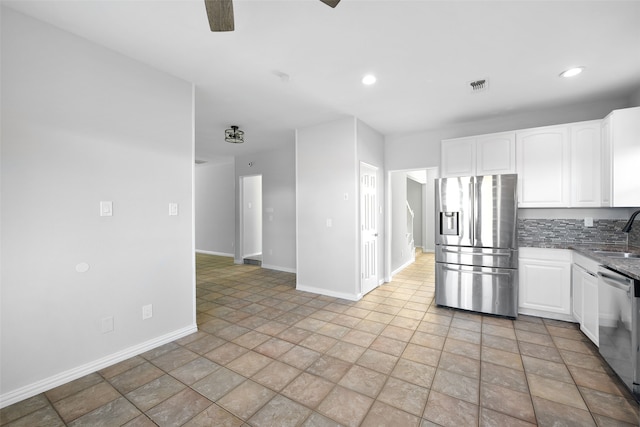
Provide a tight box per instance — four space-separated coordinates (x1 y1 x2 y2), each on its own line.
572 253 599 345
518 248 573 321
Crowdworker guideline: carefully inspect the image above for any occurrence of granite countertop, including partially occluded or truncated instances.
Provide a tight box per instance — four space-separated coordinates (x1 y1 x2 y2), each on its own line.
521 242 640 281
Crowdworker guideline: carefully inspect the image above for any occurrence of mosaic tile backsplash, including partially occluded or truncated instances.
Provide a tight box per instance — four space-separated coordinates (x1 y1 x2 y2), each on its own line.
517 218 640 247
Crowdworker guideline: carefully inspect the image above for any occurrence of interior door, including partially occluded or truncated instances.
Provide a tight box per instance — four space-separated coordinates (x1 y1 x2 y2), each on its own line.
360 162 379 295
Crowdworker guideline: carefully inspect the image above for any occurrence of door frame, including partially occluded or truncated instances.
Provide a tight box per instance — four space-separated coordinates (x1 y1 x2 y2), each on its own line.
238 174 263 262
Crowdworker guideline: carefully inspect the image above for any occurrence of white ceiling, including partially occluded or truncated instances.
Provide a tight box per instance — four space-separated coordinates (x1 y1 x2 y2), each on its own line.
4 0 640 163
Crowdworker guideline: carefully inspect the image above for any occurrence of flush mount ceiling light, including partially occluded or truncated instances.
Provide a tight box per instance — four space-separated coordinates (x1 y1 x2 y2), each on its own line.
362 74 377 85
225 125 244 144
560 67 585 78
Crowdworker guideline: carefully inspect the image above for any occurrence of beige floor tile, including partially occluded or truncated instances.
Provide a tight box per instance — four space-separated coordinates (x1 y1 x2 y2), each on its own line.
431 368 479 404
377 377 429 416
146 388 212 426
391 358 437 389
423 390 479 427
204 342 248 365
5 407 64 427
439 352 480 379
559 348 608 373
518 341 564 363
217 380 275 420
402 343 442 367
443 338 480 360
282 373 335 408
515 329 555 347
300 333 338 353
370 335 408 356
317 386 374 427
301 411 345 427
416 321 450 337
338 365 387 398
183 404 244 427
482 334 519 354
481 346 524 371
252 360 301 391
479 407 536 427
249 395 312 427
480 382 536 424
567 364 626 396
0 394 51 425
326 341 367 363
280 345 321 370
356 348 398 374
579 386 640 424
125 375 185 412
522 355 574 383
307 355 352 383
45 373 104 403
531 396 595 427
232 330 271 349
192 367 245 402
67 397 140 427
226 350 273 377
361 401 421 427
184 334 226 355
381 325 415 341
552 336 597 355
53 381 121 423
169 357 220 385
481 361 529 394
527 374 587 411
410 331 446 350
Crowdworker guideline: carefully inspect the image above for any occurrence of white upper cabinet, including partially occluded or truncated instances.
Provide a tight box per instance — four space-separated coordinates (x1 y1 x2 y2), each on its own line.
516 125 570 207
440 137 475 177
476 132 517 176
441 132 515 178
601 106 640 207
570 120 602 207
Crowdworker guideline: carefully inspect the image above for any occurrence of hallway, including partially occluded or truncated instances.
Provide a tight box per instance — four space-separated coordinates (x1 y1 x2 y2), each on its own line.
1 252 638 426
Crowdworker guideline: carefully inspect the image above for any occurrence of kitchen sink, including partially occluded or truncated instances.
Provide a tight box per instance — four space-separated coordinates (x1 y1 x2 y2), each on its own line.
593 250 640 259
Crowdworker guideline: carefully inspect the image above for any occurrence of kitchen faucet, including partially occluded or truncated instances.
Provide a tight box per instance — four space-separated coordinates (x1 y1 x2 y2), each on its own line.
622 209 640 233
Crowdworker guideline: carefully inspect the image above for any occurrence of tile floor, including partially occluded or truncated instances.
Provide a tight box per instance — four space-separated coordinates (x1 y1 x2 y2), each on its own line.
2 252 639 426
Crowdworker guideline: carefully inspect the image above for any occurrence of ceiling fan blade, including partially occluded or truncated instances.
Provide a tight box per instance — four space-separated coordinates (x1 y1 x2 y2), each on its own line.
319 0 340 8
204 0 234 32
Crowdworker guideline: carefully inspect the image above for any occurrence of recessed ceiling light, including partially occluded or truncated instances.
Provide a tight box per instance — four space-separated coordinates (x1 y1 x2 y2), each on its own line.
362 74 376 85
560 67 585 78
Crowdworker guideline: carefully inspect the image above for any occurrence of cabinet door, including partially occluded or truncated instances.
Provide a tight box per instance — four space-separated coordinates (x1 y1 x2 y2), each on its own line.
581 271 599 345
601 116 612 207
610 107 640 207
571 264 583 322
570 121 601 207
441 137 475 177
476 132 516 176
516 126 570 207
519 249 572 315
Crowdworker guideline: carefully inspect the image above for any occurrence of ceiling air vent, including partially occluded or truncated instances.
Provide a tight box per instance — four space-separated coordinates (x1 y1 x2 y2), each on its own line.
468 78 489 93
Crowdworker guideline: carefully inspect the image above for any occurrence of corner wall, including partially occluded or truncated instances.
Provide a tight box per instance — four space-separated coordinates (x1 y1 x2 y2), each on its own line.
1 9 195 405
195 161 235 256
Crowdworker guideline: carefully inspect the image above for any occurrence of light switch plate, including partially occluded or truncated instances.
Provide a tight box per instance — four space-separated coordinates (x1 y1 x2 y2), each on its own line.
100 201 113 217
584 217 593 227
169 203 179 216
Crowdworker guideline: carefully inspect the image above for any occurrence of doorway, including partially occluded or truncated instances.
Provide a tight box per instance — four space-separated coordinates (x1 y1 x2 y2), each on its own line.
386 167 438 280
240 175 262 265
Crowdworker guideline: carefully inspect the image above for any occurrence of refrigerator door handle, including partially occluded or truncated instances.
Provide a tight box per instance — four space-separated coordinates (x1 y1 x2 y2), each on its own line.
469 180 475 243
441 247 511 256
441 265 512 276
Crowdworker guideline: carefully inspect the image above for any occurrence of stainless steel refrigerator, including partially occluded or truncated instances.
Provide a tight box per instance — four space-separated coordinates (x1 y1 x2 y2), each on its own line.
435 174 518 318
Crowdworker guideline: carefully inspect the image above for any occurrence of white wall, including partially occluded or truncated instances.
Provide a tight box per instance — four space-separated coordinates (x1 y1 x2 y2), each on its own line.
296 118 359 299
235 146 296 272
195 161 235 256
242 175 263 257
1 9 195 405
424 168 438 251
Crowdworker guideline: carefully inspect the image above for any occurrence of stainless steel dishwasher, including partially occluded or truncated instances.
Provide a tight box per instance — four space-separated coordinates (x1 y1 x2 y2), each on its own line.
597 266 640 401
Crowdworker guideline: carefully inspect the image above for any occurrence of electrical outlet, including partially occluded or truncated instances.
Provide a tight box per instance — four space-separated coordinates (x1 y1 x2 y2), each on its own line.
584 217 593 227
142 304 153 320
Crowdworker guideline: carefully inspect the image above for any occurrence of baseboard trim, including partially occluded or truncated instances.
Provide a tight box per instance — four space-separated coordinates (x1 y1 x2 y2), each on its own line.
195 250 234 257
296 284 360 301
262 264 296 274
391 257 415 278
0 324 198 409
